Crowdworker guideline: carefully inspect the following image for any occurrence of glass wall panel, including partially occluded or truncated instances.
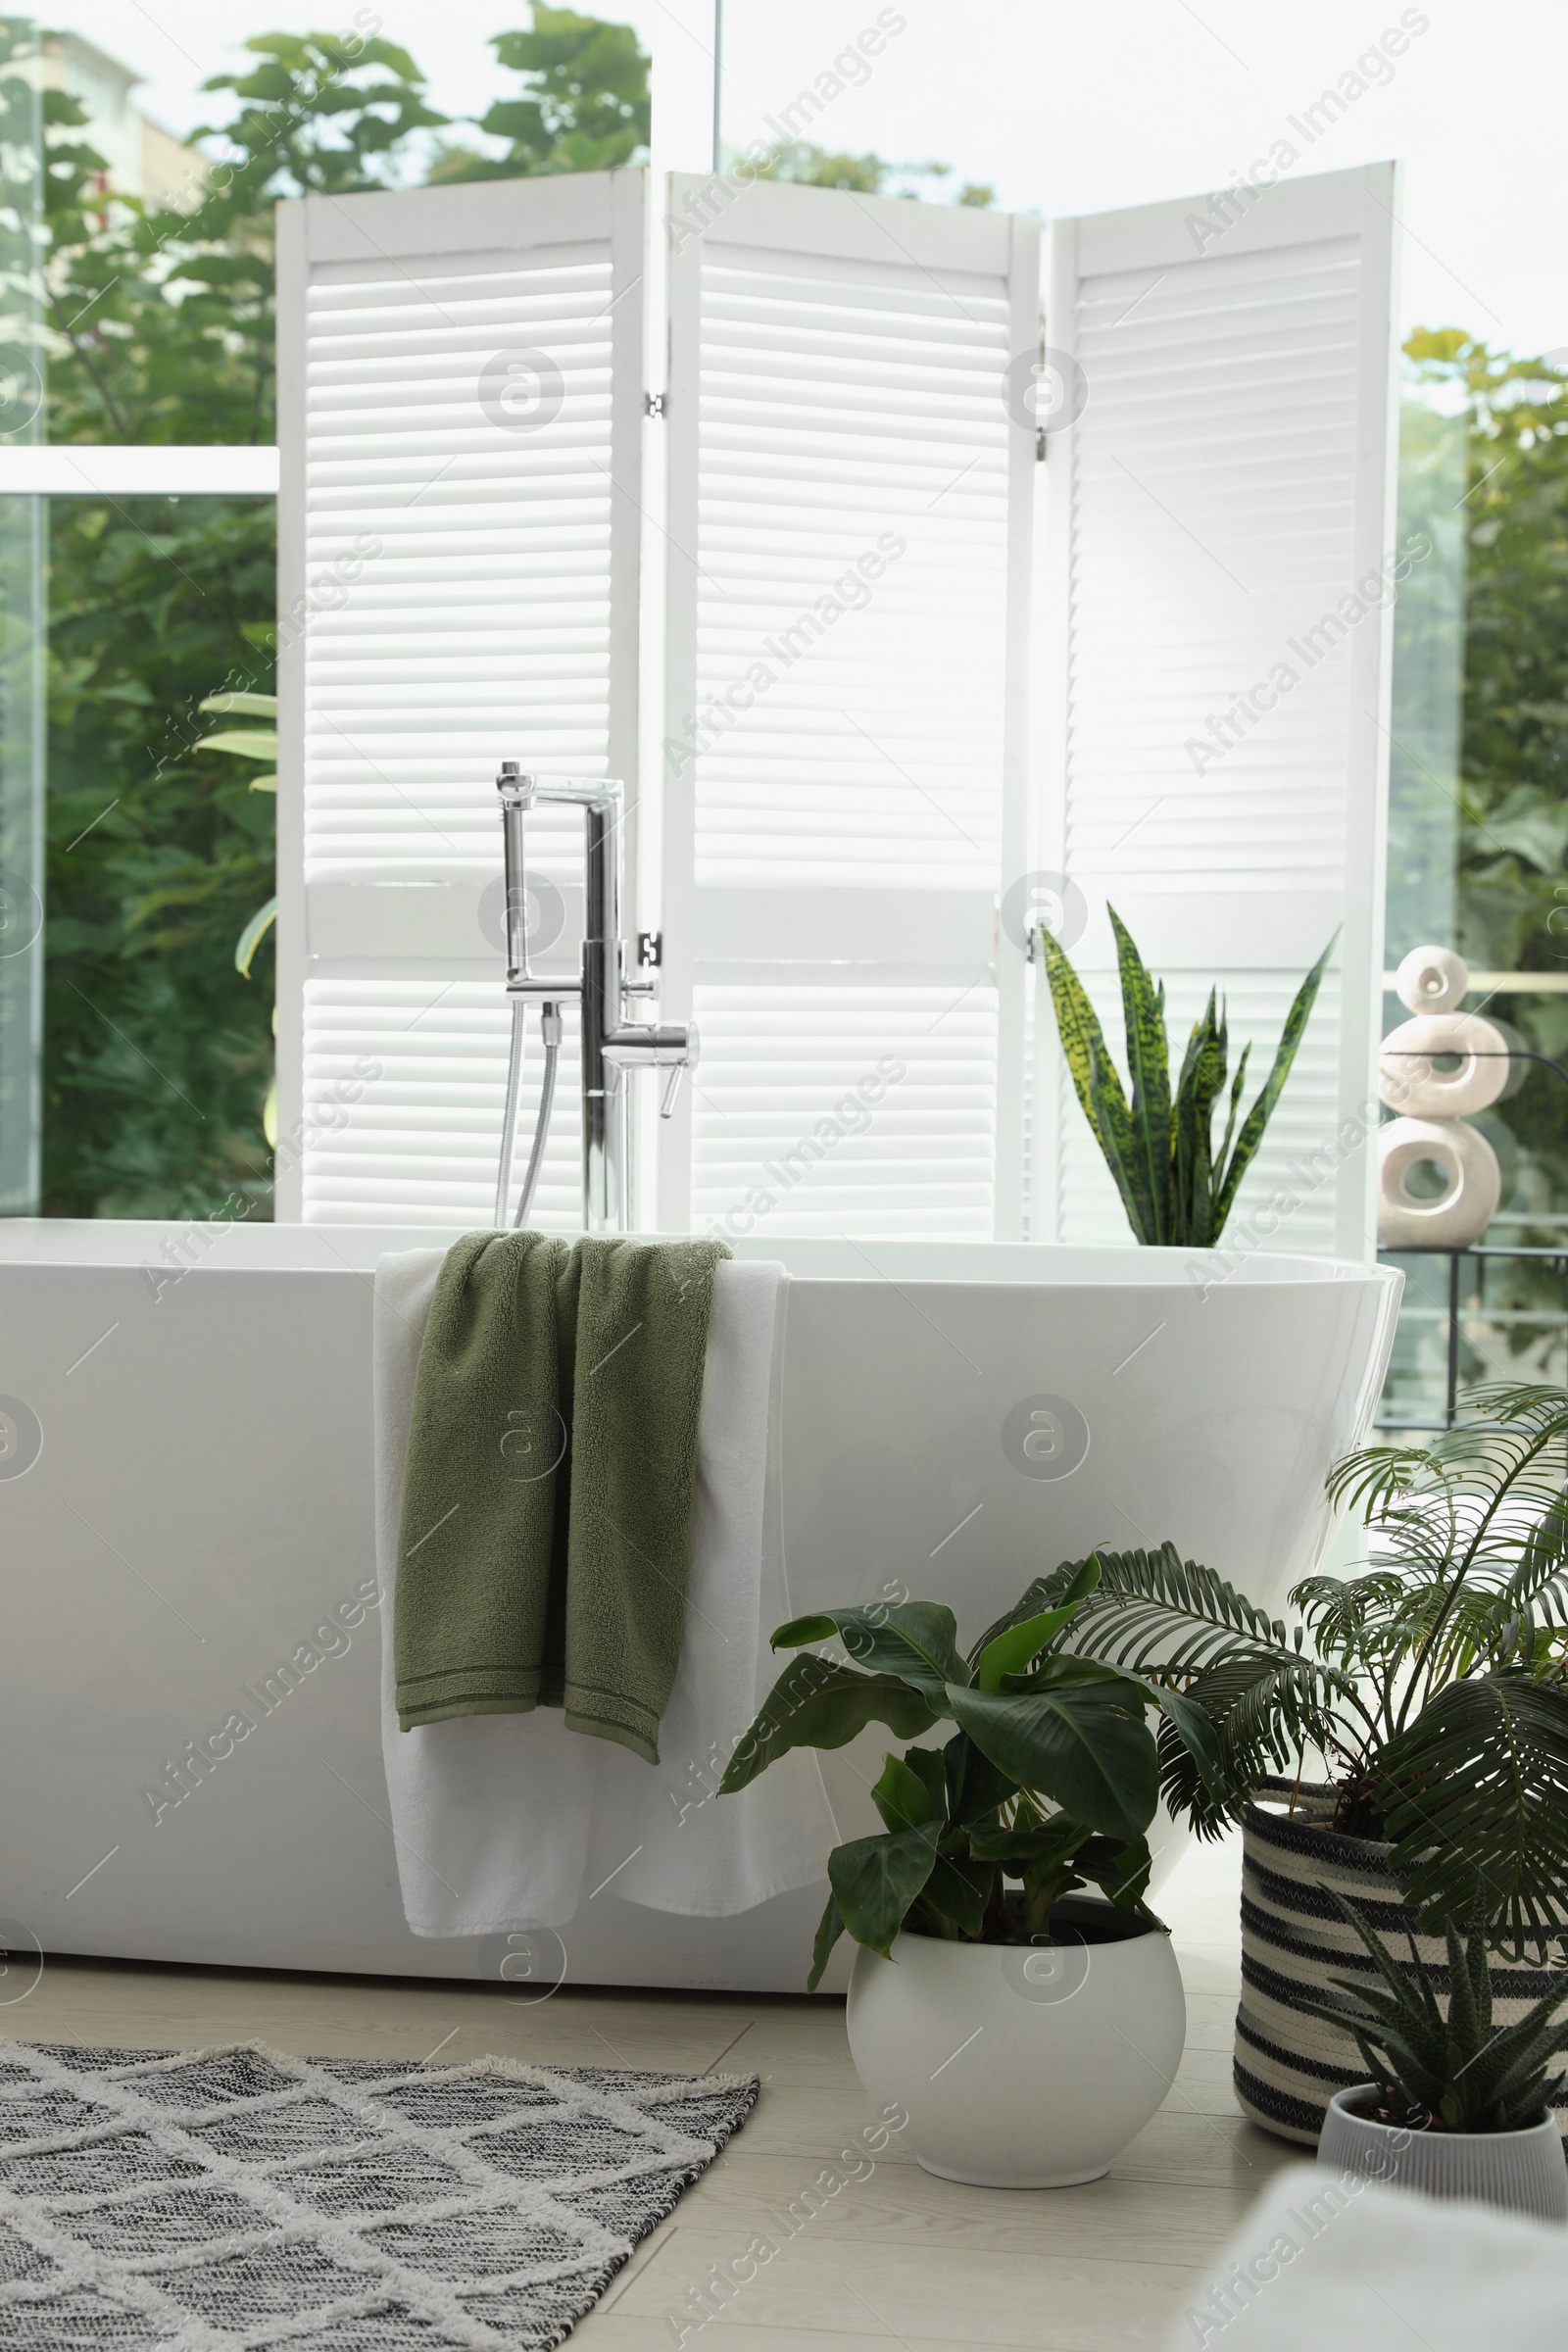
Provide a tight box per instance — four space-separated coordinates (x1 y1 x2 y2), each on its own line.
42 493 275 1217
1379 340 1568 1426
1386 387 1466 966
0 17 42 1215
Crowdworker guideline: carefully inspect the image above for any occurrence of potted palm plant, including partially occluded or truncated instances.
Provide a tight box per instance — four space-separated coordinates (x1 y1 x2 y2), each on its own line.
1001 1382 1568 2145
719 1559 1229 2187
1306 1894 1568 2222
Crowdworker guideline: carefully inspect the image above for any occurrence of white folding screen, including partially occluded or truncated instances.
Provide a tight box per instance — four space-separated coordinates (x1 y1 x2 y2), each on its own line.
1034 163 1401 1260
272 163 1400 1249
273 172 644 1224
659 177 1040 1242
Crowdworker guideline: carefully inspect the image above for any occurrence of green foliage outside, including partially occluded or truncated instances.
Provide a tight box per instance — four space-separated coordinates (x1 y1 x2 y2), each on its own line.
745 143 993 204
1445 334 1568 1239
1410 332 1568 997
425 12 650 181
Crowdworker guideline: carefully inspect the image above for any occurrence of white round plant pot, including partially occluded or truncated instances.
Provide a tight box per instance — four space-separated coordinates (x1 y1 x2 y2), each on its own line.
845 1899 1186 2189
1319 2085 1568 2225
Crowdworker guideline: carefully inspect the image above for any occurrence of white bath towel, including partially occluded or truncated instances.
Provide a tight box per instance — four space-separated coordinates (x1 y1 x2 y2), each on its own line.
374 1249 837 1936
373 1249 598 1935
591 1258 839 1917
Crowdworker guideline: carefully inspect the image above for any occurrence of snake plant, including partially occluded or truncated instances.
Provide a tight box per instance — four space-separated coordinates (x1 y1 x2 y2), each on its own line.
1298 1892 1568 2132
1041 905 1334 1246
718 1555 1227 1988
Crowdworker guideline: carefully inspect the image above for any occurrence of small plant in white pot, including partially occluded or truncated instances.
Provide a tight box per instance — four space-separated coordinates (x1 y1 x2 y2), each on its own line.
1304 1894 1568 2223
719 1558 1228 2189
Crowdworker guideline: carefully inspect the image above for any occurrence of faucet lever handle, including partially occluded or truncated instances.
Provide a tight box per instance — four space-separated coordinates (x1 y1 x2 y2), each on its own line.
660 1063 687 1121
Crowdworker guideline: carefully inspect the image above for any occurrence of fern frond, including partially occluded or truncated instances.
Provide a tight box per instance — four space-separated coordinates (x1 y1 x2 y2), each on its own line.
1053 1542 1311 1679
1156 1652 1341 1836
1373 1672 1568 1962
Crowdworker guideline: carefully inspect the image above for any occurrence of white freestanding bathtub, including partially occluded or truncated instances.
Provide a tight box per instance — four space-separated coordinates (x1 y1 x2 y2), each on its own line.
0 1222 1398 1992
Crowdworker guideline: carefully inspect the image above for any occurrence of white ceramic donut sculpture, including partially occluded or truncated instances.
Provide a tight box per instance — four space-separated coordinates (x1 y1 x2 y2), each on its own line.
1377 1115 1501 1250
1396 943 1470 1015
1378 945 1512 1250
1378 1011 1510 1118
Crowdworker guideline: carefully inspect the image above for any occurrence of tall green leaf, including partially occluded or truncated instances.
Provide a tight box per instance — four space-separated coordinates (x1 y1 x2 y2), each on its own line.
1212 1045 1250 1200
1171 991 1228 1248
1041 929 1150 1240
1109 905 1172 1244
1212 930 1337 1231
1088 1040 1157 1242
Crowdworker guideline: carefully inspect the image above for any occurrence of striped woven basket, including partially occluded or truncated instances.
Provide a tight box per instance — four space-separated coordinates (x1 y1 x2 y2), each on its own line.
1235 1781 1568 2147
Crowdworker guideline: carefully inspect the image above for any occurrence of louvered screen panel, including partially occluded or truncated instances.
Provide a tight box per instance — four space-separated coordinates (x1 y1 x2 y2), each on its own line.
1036 165 1399 1259
301 983 581 1227
690 247 1010 889
274 174 644 1224
692 983 998 1241
661 179 1039 1239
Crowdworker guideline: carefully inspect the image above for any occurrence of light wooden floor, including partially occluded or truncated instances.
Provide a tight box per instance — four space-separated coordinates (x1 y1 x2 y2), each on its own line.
0 1836 1296 2352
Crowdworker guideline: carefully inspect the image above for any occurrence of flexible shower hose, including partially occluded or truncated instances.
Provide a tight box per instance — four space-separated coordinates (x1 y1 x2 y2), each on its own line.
493 996 563 1231
513 1002 562 1228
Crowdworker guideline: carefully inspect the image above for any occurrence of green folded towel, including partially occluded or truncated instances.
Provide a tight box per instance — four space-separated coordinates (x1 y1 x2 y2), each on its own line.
393 1230 730 1762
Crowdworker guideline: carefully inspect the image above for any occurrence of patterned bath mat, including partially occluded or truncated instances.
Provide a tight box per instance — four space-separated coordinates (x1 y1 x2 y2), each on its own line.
0 2040 758 2347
